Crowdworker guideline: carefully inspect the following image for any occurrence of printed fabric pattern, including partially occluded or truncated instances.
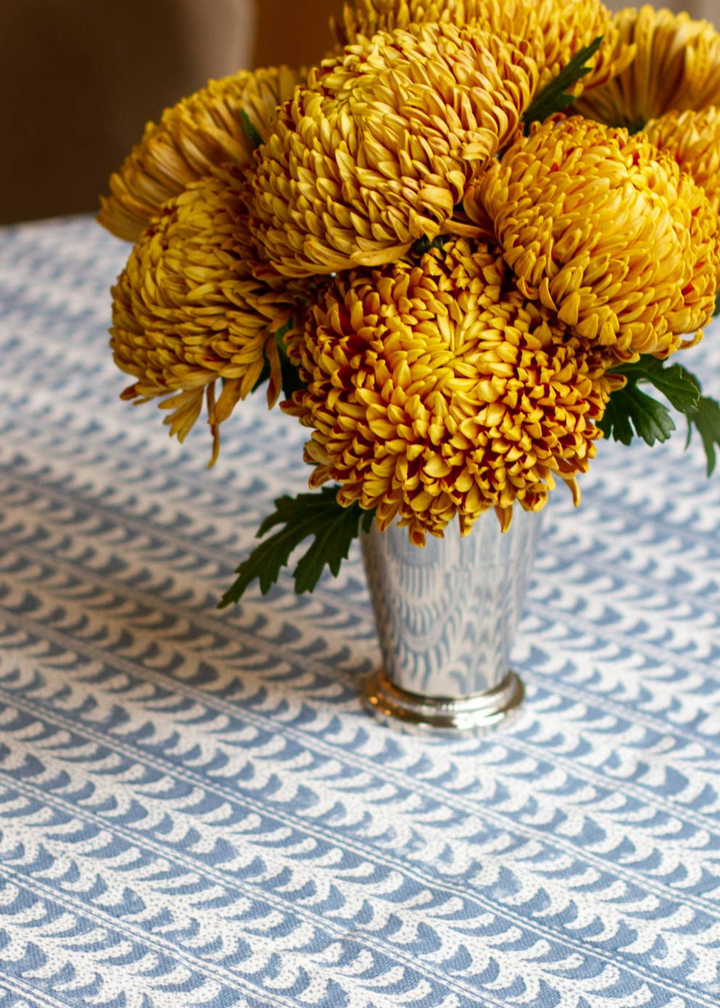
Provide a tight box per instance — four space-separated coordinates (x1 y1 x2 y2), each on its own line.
0 218 718 1007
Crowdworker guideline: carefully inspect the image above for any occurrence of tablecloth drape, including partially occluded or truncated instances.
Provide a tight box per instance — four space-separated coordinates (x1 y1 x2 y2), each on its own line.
0 216 719 1008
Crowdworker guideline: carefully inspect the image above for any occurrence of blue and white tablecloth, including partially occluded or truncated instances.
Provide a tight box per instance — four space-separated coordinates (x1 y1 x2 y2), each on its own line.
0 216 719 1008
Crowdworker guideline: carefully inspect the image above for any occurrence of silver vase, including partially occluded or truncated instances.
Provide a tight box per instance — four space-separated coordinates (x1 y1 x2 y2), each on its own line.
361 509 541 731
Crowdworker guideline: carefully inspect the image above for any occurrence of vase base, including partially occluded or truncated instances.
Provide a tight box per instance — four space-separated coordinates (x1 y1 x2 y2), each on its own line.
362 669 525 732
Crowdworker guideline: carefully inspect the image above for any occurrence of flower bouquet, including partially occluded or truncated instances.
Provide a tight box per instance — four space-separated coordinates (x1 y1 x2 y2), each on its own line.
99 1 720 619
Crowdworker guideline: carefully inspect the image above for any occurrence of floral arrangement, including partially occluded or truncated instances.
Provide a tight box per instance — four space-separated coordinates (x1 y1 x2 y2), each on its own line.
98 1 720 603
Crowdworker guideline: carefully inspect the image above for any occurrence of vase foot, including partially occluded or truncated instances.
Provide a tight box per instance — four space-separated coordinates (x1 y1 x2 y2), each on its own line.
362 669 525 732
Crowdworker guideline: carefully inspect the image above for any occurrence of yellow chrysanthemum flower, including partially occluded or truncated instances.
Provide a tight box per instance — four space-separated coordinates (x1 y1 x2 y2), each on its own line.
474 116 719 360
248 23 537 278
98 66 303 242
334 0 634 95
573 6 720 130
645 106 720 215
283 239 618 544
110 172 292 462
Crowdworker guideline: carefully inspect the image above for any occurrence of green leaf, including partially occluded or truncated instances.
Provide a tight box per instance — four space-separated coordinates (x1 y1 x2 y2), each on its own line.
607 356 720 474
239 110 263 150
218 487 375 606
598 391 635 445
598 385 676 446
610 357 701 415
293 500 375 594
411 234 451 257
601 356 702 447
621 118 650 134
250 321 306 399
714 291 720 317
687 396 720 476
523 37 604 128
277 329 306 399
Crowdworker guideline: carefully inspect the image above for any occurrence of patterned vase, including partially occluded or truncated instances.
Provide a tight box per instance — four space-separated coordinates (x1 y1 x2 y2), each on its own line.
361 509 542 731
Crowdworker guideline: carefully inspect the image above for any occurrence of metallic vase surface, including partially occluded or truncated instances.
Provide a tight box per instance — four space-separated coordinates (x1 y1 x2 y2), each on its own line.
361 509 541 730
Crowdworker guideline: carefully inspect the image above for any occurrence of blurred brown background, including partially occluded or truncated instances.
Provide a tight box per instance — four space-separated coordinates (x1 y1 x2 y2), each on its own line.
0 0 340 226
0 0 710 226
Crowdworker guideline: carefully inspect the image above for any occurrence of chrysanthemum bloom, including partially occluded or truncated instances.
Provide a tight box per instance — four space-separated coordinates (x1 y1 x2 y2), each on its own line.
99 66 303 242
248 23 537 277
573 6 720 130
475 116 719 360
333 0 634 96
645 106 720 215
283 239 618 543
110 173 293 462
